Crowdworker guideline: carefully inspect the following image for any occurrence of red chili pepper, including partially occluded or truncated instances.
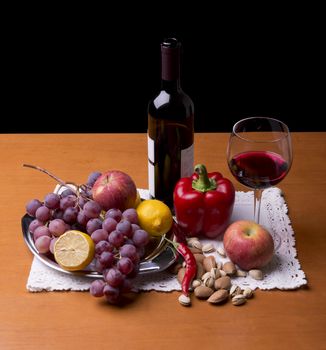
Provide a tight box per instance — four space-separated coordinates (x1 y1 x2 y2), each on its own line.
173 164 235 238
177 242 197 297
167 233 197 297
172 221 187 244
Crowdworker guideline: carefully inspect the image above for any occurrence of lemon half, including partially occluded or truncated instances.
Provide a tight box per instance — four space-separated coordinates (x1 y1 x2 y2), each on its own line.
136 199 173 237
54 230 95 271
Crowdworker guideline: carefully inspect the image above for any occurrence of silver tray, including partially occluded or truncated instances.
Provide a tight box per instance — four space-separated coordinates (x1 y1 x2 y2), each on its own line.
21 214 177 278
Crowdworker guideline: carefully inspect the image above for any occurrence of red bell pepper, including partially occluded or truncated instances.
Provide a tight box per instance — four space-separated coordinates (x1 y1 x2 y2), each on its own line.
173 164 235 238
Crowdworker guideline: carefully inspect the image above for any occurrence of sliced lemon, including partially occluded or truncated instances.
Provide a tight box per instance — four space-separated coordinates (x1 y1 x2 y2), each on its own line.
136 199 173 237
54 230 95 271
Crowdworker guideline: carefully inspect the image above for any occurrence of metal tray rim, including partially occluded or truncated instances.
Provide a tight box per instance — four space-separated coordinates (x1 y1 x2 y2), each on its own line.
22 213 177 278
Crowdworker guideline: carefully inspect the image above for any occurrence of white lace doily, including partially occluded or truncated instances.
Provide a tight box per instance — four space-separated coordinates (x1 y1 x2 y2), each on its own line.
26 187 307 292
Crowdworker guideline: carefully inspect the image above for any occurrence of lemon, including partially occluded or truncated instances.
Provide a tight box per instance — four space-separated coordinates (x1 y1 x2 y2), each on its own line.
136 199 173 237
54 230 95 271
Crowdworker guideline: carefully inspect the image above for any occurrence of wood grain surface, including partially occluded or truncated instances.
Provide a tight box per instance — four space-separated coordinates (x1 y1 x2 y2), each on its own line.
0 133 325 350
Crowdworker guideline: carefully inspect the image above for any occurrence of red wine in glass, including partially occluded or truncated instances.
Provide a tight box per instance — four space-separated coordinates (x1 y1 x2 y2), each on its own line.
229 151 289 189
227 117 292 224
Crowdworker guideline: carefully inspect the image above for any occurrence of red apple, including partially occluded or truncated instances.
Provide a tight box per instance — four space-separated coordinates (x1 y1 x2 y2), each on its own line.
223 220 274 270
92 170 137 211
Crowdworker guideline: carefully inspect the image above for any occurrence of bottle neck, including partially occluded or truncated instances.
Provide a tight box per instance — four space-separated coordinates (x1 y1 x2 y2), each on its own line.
161 79 181 92
161 38 181 93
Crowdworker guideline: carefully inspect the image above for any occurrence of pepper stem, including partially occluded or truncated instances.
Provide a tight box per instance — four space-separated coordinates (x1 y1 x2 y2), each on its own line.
192 164 217 192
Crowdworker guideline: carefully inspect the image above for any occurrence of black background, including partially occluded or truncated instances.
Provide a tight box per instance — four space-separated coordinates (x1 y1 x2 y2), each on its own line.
3 5 324 133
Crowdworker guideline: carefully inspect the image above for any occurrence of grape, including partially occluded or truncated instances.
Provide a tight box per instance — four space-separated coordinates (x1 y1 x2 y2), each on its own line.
48 218 66 236
117 257 134 275
108 230 125 247
103 284 120 304
122 208 138 224
29 219 43 233
49 237 57 254
35 205 51 222
44 193 60 209
26 199 42 216
132 229 150 247
33 225 51 240
60 188 75 198
35 235 51 254
83 201 102 219
86 218 103 234
102 217 117 233
90 279 105 297
77 210 89 227
116 220 132 238
52 209 64 220
91 229 109 244
128 263 140 278
94 259 105 273
120 244 137 259
131 223 141 233
87 171 102 187
105 268 124 288
95 240 114 256
124 238 134 245
120 244 139 264
77 196 87 209
63 207 79 224
120 278 132 293
105 208 122 222
60 195 77 210
99 251 115 267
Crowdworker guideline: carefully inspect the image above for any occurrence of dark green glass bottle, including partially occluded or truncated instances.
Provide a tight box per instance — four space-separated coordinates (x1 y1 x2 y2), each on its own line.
147 38 194 208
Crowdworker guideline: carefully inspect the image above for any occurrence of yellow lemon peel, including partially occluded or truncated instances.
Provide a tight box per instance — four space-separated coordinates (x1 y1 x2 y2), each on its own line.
136 199 173 237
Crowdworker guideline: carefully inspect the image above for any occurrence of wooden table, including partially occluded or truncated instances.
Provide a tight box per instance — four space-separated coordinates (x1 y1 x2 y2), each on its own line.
0 133 325 350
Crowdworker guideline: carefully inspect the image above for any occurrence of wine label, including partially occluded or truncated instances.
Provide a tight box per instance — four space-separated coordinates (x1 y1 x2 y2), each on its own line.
147 135 155 197
181 143 194 178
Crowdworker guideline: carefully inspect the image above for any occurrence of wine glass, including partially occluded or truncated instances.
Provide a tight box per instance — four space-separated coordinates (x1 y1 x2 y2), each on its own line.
227 117 292 224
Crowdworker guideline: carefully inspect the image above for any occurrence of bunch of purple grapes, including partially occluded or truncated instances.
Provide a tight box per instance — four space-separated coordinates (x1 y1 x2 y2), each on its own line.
26 172 103 254
89 208 150 304
25 171 151 304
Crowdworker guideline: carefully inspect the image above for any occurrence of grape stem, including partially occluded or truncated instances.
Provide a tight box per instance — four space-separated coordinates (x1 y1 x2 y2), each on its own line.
23 164 67 186
22 164 88 200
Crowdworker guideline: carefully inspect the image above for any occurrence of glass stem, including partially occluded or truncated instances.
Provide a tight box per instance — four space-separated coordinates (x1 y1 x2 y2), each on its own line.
254 189 263 224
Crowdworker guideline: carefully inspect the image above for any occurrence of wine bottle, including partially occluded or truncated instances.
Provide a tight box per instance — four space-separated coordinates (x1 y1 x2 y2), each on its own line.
147 38 194 209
